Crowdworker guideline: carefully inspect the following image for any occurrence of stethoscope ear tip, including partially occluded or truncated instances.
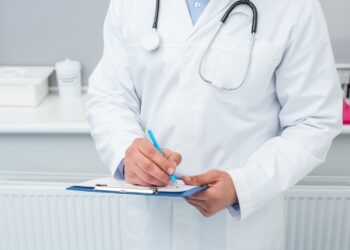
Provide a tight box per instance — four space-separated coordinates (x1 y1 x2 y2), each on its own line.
141 29 161 52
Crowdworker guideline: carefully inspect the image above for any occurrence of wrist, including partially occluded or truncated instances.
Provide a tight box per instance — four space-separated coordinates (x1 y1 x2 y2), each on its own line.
224 171 238 205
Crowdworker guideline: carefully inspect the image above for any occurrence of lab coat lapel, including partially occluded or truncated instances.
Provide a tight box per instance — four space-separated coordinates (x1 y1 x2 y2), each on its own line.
165 0 194 32
165 0 233 39
188 0 254 41
192 0 232 31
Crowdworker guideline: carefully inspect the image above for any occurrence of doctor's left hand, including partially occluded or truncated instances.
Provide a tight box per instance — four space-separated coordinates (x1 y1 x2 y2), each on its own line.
183 170 238 217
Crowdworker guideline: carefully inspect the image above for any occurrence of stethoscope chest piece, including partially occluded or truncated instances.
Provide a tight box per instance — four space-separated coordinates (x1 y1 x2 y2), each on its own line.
141 29 160 52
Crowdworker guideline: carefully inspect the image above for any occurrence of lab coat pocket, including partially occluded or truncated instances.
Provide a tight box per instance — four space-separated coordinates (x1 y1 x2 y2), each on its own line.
201 38 283 105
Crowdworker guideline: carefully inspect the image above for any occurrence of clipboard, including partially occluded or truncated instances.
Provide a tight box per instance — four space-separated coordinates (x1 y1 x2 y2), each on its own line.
66 177 207 198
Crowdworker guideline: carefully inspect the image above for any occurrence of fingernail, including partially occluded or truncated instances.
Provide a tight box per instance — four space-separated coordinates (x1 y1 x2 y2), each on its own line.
171 162 177 168
168 168 175 175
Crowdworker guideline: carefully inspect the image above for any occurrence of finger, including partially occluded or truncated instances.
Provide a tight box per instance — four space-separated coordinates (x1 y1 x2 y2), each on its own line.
139 141 174 175
188 190 210 201
186 197 207 208
183 170 219 186
162 148 182 166
134 167 166 187
186 199 209 214
134 152 170 184
186 197 207 204
162 148 172 158
133 179 149 187
125 155 167 186
126 171 149 186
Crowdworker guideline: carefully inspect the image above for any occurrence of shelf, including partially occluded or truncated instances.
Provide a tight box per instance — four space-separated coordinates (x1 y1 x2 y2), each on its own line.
343 125 350 134
0 92 349 135
0 92 89 134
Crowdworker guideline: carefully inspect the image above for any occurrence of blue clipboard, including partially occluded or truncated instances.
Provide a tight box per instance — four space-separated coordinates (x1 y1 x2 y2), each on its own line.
66 183 207 198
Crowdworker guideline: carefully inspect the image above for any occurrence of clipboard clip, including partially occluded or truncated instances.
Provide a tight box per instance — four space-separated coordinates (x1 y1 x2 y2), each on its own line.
94 184 159 194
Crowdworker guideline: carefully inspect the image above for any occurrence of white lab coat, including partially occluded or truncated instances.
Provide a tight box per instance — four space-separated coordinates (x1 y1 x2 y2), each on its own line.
86 0 342 249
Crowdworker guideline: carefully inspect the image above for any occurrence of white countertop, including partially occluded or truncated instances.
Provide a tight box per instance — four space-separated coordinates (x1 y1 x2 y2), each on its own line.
0 92 349 135
0 92 89 134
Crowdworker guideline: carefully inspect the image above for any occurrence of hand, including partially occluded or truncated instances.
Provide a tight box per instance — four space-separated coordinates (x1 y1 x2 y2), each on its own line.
183 170 238 217
124 138 182 187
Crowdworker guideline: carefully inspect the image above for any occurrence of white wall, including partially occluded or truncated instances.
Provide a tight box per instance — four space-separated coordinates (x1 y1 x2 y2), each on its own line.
320 0 350 63
0 0 349 86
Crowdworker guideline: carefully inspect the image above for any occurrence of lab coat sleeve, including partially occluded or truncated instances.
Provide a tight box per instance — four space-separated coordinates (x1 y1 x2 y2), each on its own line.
226 0 343 220
86 0 144 176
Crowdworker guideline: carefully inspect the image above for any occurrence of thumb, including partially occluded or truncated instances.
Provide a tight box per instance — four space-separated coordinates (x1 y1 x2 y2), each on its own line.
183 170 218 186
162 148 182 166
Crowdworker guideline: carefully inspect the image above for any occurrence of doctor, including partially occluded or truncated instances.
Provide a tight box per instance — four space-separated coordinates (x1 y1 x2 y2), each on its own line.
86 0 342 249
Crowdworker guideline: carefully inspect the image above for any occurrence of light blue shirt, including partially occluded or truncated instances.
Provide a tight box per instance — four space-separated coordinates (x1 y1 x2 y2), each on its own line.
185 0 210 25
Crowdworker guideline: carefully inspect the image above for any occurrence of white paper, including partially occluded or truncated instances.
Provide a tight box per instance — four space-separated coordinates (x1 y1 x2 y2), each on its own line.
76 177 197 193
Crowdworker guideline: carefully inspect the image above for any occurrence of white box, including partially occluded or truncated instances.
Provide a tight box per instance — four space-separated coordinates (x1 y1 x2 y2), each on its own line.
0 66 54 107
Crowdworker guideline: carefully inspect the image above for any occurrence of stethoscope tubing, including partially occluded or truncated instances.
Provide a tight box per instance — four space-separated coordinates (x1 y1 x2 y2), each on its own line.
199 28 256 91
199 0 258 91
144 0 259 91
221 0 258 33
153 0 160 29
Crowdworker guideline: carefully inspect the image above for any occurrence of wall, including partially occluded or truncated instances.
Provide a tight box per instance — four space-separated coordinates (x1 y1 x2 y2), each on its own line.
321 0 350 63
0 0 349 86
0 134 109 175
0 0 109 86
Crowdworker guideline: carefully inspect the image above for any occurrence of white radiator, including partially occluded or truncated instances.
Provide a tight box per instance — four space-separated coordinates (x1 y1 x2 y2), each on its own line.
0 172 349 250
284 176 350 250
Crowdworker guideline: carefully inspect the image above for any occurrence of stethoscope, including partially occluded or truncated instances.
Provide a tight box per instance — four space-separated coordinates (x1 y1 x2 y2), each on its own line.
141 0 258 91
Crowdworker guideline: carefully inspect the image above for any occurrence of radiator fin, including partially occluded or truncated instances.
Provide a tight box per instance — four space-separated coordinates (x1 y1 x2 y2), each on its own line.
284 194 350 250
0 191 122 250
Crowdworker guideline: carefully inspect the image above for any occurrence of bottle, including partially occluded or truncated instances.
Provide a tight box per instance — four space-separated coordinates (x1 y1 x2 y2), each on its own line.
55 59 82 99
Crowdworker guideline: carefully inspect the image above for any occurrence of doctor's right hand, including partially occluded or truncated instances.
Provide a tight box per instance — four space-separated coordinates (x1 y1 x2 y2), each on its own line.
124 138 182 187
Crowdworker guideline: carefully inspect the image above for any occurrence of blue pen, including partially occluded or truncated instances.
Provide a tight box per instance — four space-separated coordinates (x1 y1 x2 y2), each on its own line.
147 130 178 186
